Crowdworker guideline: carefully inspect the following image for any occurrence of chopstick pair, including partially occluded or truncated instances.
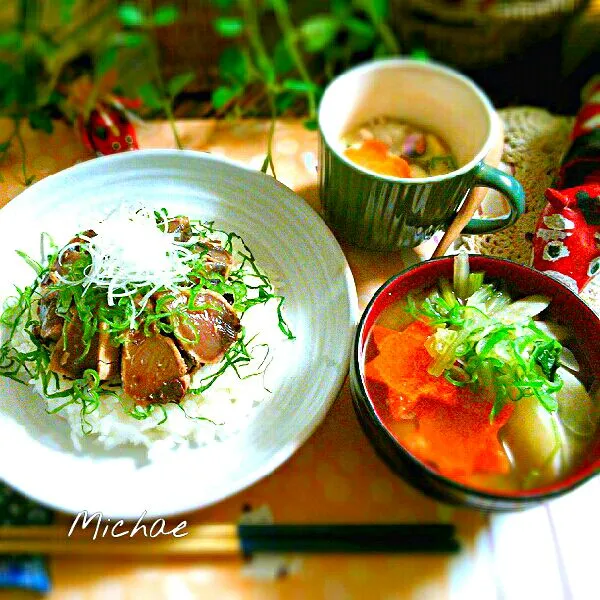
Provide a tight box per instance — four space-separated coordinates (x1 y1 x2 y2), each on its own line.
0 523 460 556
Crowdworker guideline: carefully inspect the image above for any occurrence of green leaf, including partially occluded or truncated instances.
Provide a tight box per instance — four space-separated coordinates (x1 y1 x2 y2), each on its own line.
331 0 350 18
282 79 319 93
118 4 145 27
345 17 376 40
167 71 195 97
48 90 63 106
299 15 340 53
303 118 318 131
218 46 248 85
213 17 244 37
96 47 118 77
273 40 293 75
256 55 275 84
110 32 148 47
211 86 238 109
2 84 20 110
210 0 235 8
0 31 22 50
274 91 295 113
0 140 11 152
345 17 376 52
138 82 163 109
15 250 43 275
373 0 389 20
17 54 42 108
60 0 77 25
152 5 179 26
410 47 430 61
534 341 561 380
373 41 388 58
359 0 388 22
28 110 53 134
32 34 56 58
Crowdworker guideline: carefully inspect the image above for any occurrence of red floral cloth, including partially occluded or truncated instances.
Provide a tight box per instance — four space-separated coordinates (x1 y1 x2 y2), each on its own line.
532 78 600 291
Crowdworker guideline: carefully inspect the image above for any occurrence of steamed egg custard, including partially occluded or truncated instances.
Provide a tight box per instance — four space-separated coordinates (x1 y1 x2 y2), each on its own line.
0 206 294 453
342 117 457 178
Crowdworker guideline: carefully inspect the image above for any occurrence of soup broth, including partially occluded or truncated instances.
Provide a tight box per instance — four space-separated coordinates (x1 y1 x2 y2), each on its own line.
342 117 457 178
364 280 599 494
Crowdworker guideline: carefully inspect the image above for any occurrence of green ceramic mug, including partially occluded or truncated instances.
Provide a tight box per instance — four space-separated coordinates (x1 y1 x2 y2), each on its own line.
318 59 525 249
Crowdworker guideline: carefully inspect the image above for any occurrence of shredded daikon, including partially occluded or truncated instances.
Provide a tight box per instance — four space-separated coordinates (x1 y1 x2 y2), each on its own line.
61 206 195 314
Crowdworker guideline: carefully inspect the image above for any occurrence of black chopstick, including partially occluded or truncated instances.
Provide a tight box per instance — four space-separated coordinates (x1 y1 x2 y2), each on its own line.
238 523 460 554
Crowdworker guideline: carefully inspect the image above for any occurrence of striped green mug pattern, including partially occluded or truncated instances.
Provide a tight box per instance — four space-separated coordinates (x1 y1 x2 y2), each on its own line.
318 59 525 250
319 135 525 249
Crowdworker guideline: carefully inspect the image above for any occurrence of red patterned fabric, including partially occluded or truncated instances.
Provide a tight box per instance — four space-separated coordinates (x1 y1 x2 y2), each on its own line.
532 78 600 291
532 185 600 292
557 79 600 188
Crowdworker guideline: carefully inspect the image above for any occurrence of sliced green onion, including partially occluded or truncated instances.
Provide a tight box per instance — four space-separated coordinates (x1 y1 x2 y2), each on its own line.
467 272 485 297
453 250 470 301
438 277 458 309
414 255 565 420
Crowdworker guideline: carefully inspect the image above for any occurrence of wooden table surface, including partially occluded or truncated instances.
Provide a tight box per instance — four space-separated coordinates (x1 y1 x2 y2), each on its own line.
0 117 598 600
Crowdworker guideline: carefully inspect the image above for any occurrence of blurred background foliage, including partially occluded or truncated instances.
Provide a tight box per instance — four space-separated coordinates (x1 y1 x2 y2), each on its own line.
0 0 597 179
0 0 402 130
0 1 191 137
0 0 406 177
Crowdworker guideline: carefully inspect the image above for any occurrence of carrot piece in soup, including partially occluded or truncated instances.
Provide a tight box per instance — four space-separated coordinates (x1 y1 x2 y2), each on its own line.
345 139 411 178
365 322 459 419
365 321 514 478
369 322 397 347
401 396 514 478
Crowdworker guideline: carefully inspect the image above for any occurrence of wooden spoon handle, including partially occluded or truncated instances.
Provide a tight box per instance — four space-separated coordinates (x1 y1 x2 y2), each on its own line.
432 115 505 258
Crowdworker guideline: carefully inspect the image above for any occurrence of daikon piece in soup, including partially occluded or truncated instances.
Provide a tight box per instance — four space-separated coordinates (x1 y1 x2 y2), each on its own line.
363 262 599 493
341 117 457 178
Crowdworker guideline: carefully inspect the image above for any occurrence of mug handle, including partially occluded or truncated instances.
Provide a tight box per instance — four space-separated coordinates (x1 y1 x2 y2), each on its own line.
462 163 525 235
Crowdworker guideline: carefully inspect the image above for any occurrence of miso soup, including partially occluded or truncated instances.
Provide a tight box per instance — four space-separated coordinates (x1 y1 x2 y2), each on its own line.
363 269 599 493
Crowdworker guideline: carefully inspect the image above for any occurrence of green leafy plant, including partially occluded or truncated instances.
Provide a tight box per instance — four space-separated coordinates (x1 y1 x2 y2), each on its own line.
103 1 195 148
0 0 194 184
0 0 111 183
0 0 402 184
210 0 401 175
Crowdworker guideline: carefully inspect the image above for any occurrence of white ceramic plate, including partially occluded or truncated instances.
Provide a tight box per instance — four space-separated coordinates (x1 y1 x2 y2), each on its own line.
0 150 358 519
